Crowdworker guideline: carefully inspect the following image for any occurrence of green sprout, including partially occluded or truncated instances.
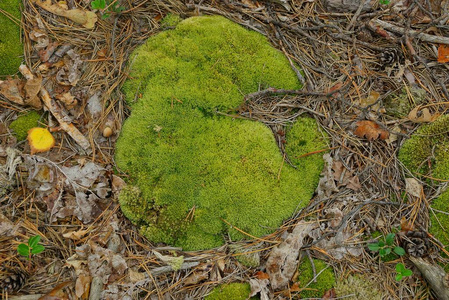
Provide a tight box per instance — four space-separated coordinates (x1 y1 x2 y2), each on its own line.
17 235 45 260
91 0 124 19
395 263 413 281
379 0 390 5
368 233 405 258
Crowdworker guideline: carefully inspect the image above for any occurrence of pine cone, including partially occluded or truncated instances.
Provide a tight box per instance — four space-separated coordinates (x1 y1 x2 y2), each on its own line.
379 48 400 67
1 271 27 292
403 231 432 257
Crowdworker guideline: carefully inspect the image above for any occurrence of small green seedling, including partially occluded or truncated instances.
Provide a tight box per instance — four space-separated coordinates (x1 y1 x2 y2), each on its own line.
395 263 413 281
91 0 125 19
379 0 390 5
17 235 45 260
368 233 405 258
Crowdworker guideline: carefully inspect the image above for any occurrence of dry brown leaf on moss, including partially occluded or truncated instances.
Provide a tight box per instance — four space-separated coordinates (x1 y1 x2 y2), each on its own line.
27 127 55 154
354 120 389 141
31 0 97 29
408 106 439 123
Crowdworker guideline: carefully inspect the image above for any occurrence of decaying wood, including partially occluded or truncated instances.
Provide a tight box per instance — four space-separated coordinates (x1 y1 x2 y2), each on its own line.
266 221 318 290
18 65 91 152
371 19 449 45
410 256 449 300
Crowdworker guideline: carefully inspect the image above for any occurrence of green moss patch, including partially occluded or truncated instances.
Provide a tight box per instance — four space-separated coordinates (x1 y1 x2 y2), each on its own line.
0 0 22 76
398 114 449 255
335 275 383 300
205 283 251 300
297 258 335 298
116 15 327 250
9 111 42 141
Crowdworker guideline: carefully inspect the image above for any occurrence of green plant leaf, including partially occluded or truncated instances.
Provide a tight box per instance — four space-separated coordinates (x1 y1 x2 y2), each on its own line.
402 269 413 277
91 0 106 10
28 235 41 248
396 263 405 272
379 247 391 257
395 273 403 281
385 233 395 246
394 246 406 256
31 244 45 255
368 243 381 252
378 240 385 247
17 244 29 257
102 13 111 19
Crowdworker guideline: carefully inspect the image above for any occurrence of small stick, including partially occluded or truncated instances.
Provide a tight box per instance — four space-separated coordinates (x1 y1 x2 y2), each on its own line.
372 19 449 45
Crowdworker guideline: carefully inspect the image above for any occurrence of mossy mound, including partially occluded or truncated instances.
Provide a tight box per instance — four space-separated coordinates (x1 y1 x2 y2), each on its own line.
334 275 383 300
297 258 335 298
9 111 42 141
398 114 449 254
116 15 327 250
399 114 449 180
0 0 22 76
205 283 251 300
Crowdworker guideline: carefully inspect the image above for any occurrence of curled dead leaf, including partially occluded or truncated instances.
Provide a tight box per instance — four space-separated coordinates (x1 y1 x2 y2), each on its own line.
408 106 439 123
354 120 389 141
28 127 55 154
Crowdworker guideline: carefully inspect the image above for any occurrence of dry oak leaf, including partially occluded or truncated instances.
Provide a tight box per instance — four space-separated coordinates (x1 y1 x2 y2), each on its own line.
354 120 389 141
27 127 55 154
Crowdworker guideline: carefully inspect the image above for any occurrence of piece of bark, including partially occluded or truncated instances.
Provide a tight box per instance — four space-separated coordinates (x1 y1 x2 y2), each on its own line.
266 221 317 290
324 0 374 12
410 256 449 300
371 19 449 45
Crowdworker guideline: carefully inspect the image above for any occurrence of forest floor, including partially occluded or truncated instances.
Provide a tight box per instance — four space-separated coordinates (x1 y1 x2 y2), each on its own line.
1 0 449 299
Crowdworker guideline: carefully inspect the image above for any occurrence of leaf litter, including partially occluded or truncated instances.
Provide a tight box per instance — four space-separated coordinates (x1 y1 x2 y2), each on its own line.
1 0 449 298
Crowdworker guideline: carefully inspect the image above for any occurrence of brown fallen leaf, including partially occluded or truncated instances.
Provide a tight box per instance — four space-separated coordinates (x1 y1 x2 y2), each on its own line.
322 288 337 299
0 79 25 105
63 228 89 240
31 0 97 29
354 120 389 141
408 106 438 123
266 221 317 290
38 281 71 300
23 75 43 109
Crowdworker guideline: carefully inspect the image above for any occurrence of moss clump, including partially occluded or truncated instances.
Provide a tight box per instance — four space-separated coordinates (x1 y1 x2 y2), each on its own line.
398 114 449 256
334 275 383 300
9 111 41 141
116 15 327 250
297 258 335 298
205 283 251 300
0 0 22 76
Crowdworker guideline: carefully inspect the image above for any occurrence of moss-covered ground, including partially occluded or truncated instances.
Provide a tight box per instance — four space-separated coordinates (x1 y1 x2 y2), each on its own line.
9 111 42 141
205 283 251 300
0 0 22 76
115 15 327 250
296 258 335 298
399 114 449 255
